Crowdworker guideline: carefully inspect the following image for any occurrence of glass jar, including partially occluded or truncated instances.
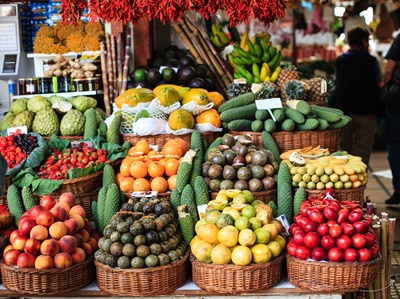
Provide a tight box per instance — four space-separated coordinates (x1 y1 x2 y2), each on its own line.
59 76 71 93
72 79 87 92
18 78 26 95
86 77 100 91
38 77 52 94
25 78 38 94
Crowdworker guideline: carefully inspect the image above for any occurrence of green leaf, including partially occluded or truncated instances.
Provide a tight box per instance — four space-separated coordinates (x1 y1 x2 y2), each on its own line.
66 166 93 179
6 159 26 177
0 154 6 195
31 179 64 196
11 167 36 187
102 141 130 161
47 134 70 153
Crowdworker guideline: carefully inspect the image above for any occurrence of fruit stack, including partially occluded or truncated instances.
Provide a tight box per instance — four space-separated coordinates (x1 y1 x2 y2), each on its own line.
286 196 381 291
0 192 97 294
0 206 14 255
203 133 278 197
94 196 189 296
190 189 284 293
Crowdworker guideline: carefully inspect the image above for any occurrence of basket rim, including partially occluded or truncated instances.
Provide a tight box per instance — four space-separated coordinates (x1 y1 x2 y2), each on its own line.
210 189 276 196
190 252 284 270
286 253 382 267
229 129 340 136
95 250 189 273
122 131 219 138
304 185 366 194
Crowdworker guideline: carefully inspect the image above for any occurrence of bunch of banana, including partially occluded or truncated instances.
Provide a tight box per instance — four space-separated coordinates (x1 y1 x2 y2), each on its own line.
229 32 283 84
210 24 231 51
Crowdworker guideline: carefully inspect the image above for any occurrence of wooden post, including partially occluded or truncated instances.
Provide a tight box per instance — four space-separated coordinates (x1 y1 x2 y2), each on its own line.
133 16 152 67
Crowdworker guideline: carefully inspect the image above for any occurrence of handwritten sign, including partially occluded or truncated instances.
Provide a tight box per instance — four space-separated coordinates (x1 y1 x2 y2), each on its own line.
7 126 27 136
255 98 283 121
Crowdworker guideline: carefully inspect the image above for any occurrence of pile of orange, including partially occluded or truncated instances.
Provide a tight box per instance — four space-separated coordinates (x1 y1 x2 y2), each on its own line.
116 138 188 193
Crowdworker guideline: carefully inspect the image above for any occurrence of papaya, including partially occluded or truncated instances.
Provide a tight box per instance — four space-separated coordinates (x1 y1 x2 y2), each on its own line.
168 109 195 130
157 87 181 107
207 91 225 108
182 89 209 106
114 88 154 108
153 84 190 98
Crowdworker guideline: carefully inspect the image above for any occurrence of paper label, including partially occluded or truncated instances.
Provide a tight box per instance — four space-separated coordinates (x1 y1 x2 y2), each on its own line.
197 204 208 219
159 66 179 74
275 214 290 237
7 126 27 136
233 78 247 84
149 144 159 151
255 98 283 121
131 191 159 198
321 79 327 94
71 141 93 148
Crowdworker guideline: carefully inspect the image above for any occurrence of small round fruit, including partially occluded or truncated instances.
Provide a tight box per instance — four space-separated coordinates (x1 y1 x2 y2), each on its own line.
231 245 252 266
251 244 272 263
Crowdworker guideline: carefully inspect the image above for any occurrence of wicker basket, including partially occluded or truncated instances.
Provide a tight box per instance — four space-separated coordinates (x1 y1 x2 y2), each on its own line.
43 136 84 142
122 131 222 149
95 251 189 296
211 189 276 203
304 186 366 204
229 130 340 153
191 254 284 294
123 191 171 201
0 256 95 295
286 254 381 291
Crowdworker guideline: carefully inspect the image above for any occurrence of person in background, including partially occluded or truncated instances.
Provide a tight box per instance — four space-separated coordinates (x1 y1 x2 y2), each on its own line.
331 27 382 167
383 33 400 205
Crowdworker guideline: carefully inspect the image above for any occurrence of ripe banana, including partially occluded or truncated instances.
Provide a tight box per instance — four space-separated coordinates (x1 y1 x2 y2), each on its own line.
260 63 270 81
240 32 249 50
269 66 281 82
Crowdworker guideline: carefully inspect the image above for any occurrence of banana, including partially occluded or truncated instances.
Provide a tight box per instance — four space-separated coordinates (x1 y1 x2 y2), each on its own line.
260 63 270 81
268 46 277 57
254 77 261 83
217 30 231 46
341 165 355 175
247 39 257 56
263 75 271 83
254 43 263 58
270 52 283 71
250 35 256 45
233 44 251 58
211 24 219 35
210 34 224 49
228 54 235 67
269 66 281 82
252 63 260 79
332 165 345 176
240 32 249 50
251 55 262 64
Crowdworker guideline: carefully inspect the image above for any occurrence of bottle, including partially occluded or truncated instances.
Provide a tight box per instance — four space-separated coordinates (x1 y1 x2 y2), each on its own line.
8 79 15 97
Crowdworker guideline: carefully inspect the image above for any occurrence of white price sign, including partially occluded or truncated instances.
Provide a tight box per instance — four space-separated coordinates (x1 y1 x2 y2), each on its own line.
71 141 93 148
7 126 27 136
255 98 283 121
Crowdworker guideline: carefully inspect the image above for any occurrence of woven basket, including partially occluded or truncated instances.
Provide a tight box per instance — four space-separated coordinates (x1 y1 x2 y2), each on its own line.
229 130 340 153
43 136 84 142
95 251 189 296
286 254 381 291
122 131 222 149
211 189 276 203
0 256 95 295
304 186 366 205
123 191 171 201
191 254 284 294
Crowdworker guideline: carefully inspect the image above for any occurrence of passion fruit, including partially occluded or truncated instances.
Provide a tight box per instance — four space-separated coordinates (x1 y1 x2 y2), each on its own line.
223 165 237 180
208 164 223 179
145 254 159 267
237 167 252 180
136 245 151 258
131 256 145 268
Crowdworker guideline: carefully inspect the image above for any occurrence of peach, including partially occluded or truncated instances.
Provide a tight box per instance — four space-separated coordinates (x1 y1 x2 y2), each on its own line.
35 254 54 269
13 235 28 251
54 202 70 214
3 244 14 255
88 238 98 251
40 239 60 256
54 252 72 269
64 218 79 235
69 205 86 219
90 231 101 241
24 238 41 255
50 205 68 222
36 210 55 227
71 247 86 264
59 192 75 208
40 195 57 211
79 229 90 243
83 220 92 233
81 243 92 256
72 233 84 247
18 218 36 235
69 214 84 230
59 235 78 254
49 222 68 239
3 249 21 266
30 205 45 220
30 225 49 241
17 252 35 268
18 215 32 225
10 230 22 244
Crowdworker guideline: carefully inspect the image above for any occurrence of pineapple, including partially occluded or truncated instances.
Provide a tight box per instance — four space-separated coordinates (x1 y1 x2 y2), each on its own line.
226 82 252 99
305 78 328 106
255 82 281 99
282 80 310 102
277 64 300 88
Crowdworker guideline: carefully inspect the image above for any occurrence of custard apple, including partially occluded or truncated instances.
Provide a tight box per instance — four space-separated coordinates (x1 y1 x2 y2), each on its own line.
0 112 15 131
48 95 67 105
72 96 97 113
60 109 85 136
32 109 60 136
12 111 35 130
10 98 28 115
27 96 51 113
95 108 107 121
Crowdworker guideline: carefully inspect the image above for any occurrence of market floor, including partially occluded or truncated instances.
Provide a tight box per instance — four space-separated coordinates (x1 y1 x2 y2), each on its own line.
367 151 400 298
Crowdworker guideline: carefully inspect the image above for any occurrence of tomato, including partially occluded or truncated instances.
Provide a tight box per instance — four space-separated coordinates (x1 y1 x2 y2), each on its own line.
341 222 355 236
352 221 366 233
344 248 359 262
352 233 367 249
293 232 306 245
328 247 343 262
311 247 327 261
303 232 321 248
358 248 372 262
309 209 324 224
296 246 312 260
329 224 343 238
286 240 298 257
337 208 350 224
321 235 336 250
364 231 377 247
348 208 364 223
317 223 330 236
336 235 352 250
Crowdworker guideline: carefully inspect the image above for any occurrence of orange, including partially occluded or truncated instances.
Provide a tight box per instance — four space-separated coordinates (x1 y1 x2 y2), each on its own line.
147 161 164 178
207 91 225 109
164 158 179 177
195 108 221 128
167 175 177 191
129 161 148 179
128 146 137 156
162 140 184 158
150 177 168 193
119 177 135 192
120 163 132 177
133 178 151 192
116 173 126 186
135 140 150 155
158 158 167 168
172 138 188 154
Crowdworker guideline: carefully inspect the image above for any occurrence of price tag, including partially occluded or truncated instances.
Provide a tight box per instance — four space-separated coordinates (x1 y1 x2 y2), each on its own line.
159 66 179 74
131 191 159 198
275 214 290 238
71 141 93 148
255 98 282 121
197 204 207 219
7 126 27 136
149 144 159 151
320 79 327 94
233 78 247 84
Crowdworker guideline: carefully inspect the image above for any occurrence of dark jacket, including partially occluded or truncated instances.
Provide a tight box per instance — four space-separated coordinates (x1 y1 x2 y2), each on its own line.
331 49 381 115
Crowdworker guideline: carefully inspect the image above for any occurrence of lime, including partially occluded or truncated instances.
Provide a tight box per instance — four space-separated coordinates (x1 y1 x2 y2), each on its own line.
249 217 262 230
254 227 271 244
161 67 177 82
235 216 250 231
334 181 344 189
241 190 255 204
133 68 148 82
241 205 256 219
307 181 316 189
293 173 303 183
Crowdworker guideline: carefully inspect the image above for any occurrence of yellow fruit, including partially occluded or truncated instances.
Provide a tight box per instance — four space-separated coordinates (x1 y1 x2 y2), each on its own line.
238 229 256 246
251 244 272 263
231 245 252 266
225 189 242 198
274 235 286 250
217 225 239 247
211 244 232 265
207 91 225 109
190 235 204 250
263 223 279 240
153 84 190 98
157 87 181 107
222 207 241 220
181 89 209 106
196 109 221 127
115 88 154 108
195 219 207 234
191 239 213 263
168 109 195 130
196 223 219 245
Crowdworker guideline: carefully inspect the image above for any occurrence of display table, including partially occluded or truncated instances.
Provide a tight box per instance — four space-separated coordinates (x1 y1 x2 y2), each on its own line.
0 279 345 298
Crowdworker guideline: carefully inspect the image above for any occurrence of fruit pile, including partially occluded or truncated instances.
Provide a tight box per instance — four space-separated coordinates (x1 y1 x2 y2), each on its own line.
228 33 282 84
3 193 99 269
0 132 38 170
37 145 110 180
287 197 379 262
95 196 187 269
117 139 188 193
202 133 278 193
0 96 107 137
190 189 284 266
282 153 368 190
0 206 14 254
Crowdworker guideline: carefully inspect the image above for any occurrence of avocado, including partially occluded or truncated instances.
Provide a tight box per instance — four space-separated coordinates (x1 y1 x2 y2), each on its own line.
165 59 178 68
162 67 177 83
152 58 165 69
188 77 205 88
178 55 195 68
147 68 162 86
204 78 215 91
195 64 208 78
178 66 196 85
